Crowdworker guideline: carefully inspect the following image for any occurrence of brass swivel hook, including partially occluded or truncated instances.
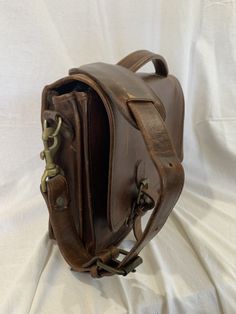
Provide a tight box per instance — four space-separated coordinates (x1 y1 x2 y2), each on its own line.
40 116 62 192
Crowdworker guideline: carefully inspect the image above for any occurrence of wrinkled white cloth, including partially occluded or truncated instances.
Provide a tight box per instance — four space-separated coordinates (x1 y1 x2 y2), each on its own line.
0 1 235 313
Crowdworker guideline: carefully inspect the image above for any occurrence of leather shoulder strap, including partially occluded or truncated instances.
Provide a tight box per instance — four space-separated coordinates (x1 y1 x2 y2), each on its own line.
116 101 184 270
117 49 168 77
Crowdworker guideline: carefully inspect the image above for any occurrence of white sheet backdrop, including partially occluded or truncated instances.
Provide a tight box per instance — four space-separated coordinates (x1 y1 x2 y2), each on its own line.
0 1 235 313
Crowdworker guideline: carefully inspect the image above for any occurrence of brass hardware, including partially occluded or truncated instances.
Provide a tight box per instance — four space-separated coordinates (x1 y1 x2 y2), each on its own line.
96 248 143 276
40 116 62 192
135 179 155 213
136 178 149 205
126 178 155 226
56 196 66 207
55 196 67 210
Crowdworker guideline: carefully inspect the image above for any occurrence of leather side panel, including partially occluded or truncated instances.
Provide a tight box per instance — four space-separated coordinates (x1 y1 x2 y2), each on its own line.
50 92 84 239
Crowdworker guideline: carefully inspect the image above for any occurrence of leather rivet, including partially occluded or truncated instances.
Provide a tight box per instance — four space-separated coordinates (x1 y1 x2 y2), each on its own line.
56 196 66 209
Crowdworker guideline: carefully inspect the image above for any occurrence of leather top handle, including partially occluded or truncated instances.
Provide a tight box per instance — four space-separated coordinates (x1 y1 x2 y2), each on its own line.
117 50 168 77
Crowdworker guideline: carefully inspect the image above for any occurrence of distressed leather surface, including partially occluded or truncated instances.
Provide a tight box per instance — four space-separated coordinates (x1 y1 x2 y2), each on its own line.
41 50 184 277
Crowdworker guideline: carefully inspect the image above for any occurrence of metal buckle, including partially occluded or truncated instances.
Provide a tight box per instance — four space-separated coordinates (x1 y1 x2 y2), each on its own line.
136 178 149 205
126 179 155 226
40 116 62 192
96 249 143 276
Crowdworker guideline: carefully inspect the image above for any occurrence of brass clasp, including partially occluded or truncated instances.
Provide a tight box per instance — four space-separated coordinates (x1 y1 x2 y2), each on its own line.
136 178 149 205
126 178 155 226
96 248 143 276
40 116 62 192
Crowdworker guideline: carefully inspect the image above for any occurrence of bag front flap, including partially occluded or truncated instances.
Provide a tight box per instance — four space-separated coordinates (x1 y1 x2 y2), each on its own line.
70 63 167 232
70 62 166 126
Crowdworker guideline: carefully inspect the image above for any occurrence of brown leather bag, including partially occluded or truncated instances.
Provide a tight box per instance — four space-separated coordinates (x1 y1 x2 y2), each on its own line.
40 50 184 278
